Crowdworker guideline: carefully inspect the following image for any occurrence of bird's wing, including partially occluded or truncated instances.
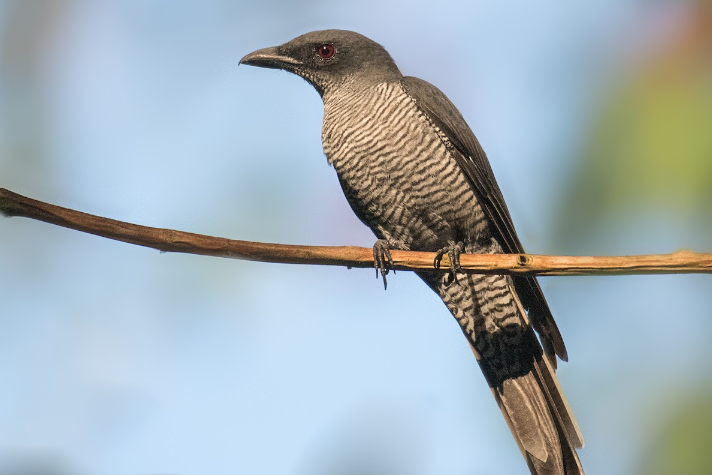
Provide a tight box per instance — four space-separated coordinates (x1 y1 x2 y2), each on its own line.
400 76 568 363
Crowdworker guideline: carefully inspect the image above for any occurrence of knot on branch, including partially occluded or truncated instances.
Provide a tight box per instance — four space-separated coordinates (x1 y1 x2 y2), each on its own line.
517 254 531 267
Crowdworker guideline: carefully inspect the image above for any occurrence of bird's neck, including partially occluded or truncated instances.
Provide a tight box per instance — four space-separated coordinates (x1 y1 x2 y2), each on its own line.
321 73 400 104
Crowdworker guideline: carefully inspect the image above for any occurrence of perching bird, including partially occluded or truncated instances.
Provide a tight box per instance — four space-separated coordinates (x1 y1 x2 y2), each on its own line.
240 30 584 475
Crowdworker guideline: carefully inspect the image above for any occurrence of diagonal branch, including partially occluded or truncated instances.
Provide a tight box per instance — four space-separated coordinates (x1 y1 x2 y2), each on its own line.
2 187 711 276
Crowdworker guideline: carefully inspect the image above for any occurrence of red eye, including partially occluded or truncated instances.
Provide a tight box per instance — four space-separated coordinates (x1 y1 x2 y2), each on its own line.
317 44 335 59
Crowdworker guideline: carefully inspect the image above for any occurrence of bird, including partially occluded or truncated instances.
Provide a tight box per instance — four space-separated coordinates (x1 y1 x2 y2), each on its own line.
240 30 584 475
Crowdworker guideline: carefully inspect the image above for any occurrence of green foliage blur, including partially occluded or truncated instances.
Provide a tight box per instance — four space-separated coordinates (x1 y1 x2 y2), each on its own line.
555 1 712 255
637 391 712 475
556 3 712 473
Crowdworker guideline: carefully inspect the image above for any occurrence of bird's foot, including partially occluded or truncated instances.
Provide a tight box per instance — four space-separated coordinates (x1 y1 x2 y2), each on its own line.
434 241 465 285
373 239 395 290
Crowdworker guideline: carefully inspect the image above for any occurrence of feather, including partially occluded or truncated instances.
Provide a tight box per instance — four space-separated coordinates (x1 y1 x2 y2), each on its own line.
400 75 568 364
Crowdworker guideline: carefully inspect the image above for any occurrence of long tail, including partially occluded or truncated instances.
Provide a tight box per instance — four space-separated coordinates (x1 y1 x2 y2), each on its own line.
474 344 584 475
417 270 584 475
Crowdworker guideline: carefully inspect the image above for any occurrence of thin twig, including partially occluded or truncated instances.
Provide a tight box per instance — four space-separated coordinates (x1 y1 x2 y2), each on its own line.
2 187 711 276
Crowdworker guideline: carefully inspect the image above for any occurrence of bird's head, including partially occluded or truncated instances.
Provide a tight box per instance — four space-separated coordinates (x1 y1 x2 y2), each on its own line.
239 29 402 97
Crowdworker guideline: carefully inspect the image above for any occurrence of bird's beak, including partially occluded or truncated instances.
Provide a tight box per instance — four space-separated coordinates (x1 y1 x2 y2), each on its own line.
239 46 300 70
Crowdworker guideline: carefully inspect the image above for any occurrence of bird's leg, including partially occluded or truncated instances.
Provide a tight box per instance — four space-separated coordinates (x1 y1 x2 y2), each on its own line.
373 239 396 290
434 241 465 285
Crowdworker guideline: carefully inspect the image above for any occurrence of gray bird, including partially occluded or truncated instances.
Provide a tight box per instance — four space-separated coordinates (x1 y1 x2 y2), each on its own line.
240 30 584 475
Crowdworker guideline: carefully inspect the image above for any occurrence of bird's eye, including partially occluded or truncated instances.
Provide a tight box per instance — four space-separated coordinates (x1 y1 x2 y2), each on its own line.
316 44 335 59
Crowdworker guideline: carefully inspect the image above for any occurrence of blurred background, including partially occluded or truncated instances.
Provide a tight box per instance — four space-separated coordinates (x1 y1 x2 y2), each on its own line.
1 1 711 474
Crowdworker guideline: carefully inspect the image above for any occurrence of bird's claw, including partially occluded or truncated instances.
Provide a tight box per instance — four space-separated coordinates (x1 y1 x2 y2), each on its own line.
373 239 395 290
434 241 465 285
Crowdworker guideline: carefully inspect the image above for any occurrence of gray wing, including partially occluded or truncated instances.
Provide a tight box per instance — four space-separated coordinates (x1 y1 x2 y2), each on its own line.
400 76 568 364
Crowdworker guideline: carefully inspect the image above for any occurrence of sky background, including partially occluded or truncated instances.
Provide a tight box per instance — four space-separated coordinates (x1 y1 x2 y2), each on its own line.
1 1 711 474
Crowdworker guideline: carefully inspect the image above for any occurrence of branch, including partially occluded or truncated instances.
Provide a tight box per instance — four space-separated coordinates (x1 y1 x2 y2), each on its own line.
2 187 711 276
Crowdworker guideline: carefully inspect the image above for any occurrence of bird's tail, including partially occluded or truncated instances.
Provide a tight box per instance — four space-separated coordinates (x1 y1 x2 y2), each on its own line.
417 270 583 475
474 344 584 475
472 285 584 475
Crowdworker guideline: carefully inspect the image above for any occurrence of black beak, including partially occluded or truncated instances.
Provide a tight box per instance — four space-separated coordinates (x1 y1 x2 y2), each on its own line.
239 46 301 70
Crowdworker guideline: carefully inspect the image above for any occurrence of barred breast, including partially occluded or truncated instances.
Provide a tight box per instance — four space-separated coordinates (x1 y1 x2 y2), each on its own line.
321 81 491 252
321 80 526 384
